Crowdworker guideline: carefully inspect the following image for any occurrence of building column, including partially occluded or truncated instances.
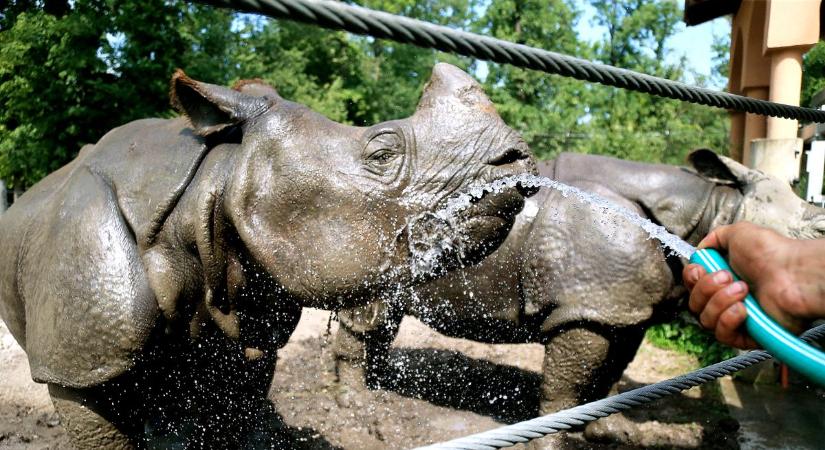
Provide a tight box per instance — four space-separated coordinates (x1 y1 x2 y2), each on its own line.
729 111 745 162
747 48 805 183
767 48 804 139
742 86 768 167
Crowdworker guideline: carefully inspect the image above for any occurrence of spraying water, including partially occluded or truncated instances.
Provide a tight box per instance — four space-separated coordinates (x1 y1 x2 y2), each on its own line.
438 173 696 259
429 173 825 391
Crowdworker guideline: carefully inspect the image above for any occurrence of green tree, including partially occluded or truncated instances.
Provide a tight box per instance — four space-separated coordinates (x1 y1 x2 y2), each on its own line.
0 0 479 188
0 0 238 188
802 41 825 108
352 0 476 124
0 2 113 188
583 0 729 164
479 0 591 160
206 0 476 125
232 18 370 123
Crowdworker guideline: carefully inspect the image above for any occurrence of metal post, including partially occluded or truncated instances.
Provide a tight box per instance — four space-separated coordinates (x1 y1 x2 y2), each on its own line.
806 141 825 206
0 179 7 214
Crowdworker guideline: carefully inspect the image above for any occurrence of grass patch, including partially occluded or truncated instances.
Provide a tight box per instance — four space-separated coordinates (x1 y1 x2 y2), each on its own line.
646 313 737 366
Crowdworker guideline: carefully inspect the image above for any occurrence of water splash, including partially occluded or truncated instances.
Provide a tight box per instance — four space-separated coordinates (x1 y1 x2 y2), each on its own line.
438 174 697 259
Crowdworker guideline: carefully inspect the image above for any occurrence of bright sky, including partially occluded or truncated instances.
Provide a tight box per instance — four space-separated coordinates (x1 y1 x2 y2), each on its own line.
576 1 731 89
474 2 731 90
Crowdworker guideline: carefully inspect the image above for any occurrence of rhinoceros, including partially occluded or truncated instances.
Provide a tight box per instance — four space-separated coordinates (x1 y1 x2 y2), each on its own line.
334 149 825 441
0 63 538 448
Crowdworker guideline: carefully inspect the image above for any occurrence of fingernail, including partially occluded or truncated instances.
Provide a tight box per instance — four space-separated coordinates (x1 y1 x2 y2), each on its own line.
687 266 702 283
725 281 746 295
712 271 732 284
731 302 747 318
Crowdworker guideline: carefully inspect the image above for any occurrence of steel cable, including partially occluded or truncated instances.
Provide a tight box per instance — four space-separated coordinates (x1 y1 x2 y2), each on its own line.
197 0 825 122
415 323 825 449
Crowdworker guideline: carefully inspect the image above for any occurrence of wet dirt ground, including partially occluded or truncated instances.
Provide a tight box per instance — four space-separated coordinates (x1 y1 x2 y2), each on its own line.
1 309 740 449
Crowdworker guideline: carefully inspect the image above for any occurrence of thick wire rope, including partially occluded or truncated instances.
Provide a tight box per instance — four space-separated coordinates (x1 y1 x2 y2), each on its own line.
197 0 825 123
415 323 825 450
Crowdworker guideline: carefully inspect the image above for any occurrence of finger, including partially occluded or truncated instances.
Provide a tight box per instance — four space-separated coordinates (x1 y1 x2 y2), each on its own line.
688 270 733 315
700 280 748 330
682 264 705 290
697 224 733 250
714 302 756 349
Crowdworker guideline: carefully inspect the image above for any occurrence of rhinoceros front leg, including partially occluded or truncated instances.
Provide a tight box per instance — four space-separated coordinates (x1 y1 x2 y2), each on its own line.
49 383 140 450
540 326 645 411
334 300 403 391
530 326 643 449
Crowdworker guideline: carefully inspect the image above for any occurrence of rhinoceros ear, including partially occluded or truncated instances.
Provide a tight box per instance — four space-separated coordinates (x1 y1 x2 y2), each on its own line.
416 63 496 113
170 69 270 137
688 149 749 187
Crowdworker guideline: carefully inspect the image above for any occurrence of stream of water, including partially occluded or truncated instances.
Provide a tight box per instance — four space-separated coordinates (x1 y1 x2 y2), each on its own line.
440 173 697 259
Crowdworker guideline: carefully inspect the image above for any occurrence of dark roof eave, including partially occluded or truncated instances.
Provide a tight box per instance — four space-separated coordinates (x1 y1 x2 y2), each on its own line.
684 0 742 26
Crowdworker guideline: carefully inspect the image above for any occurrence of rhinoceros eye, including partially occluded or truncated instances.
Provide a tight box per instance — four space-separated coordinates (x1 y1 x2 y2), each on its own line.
369 150 396 164
364 130 404 175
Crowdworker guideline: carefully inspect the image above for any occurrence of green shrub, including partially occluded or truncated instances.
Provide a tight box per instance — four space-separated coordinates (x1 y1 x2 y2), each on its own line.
646 313 737 366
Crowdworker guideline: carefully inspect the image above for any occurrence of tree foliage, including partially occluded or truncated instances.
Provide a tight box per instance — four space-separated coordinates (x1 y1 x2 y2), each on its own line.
1 0 735 188
802 41 825 108
575 0 729 164
479 0 590 160
0 0 239 187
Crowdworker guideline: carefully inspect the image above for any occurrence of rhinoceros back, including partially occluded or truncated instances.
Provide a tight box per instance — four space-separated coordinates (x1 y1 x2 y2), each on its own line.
0 117 209 387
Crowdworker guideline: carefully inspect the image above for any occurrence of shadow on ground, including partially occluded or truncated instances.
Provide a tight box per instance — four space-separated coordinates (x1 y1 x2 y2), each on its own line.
373 346 739 449
380 347 542 423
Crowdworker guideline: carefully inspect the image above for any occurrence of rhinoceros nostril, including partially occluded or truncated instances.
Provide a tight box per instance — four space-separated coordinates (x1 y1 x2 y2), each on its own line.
487 147 528 166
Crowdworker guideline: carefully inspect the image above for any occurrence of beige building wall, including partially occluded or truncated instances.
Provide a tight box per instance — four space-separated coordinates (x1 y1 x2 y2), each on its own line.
726 0 821 182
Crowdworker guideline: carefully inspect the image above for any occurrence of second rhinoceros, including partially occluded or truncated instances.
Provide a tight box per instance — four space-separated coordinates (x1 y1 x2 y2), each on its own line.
0 63 538 448
334 150 825 439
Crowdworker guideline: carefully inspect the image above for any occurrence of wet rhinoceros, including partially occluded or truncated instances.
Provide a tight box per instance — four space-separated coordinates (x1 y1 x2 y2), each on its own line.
0 63 538 448
334 149 825 438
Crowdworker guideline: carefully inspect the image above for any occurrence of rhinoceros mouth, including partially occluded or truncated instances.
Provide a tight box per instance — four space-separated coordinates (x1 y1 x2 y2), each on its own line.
403 178 532 282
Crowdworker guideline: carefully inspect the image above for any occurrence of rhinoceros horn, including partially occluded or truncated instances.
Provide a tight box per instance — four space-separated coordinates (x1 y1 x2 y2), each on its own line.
416 62 496 114
170 69 270 136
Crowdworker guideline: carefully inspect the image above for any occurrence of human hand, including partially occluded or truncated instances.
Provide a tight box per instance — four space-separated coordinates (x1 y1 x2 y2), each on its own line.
682 222 825 349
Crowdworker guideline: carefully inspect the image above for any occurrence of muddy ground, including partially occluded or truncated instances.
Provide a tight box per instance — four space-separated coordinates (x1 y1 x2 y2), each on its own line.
1 309 739 449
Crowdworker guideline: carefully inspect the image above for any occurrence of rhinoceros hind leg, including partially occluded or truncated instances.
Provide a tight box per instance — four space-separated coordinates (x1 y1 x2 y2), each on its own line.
49 383 139 450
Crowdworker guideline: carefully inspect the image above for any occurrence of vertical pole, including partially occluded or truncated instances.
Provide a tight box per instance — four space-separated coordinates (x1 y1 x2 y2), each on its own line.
807 141 825 204
729 112 745 162
0 179 6 214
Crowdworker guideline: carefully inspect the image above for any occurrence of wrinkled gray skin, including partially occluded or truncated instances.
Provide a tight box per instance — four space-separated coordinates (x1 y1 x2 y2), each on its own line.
335 149 825 441
0 63 538 448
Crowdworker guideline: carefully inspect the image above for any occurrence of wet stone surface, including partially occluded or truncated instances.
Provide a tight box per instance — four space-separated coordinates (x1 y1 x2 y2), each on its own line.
1 310 740 449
